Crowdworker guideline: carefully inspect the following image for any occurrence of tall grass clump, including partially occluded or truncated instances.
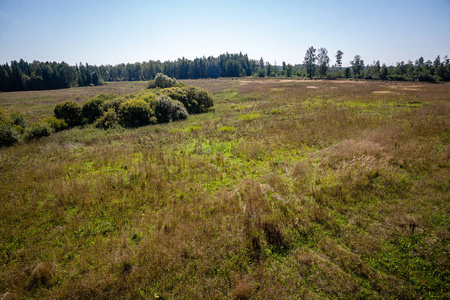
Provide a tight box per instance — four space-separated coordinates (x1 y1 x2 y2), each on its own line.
10 112 28 129
0 108 28 147
0 107 9 123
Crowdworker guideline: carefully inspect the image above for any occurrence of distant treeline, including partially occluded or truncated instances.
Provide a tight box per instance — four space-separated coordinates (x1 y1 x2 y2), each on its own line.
99 52 258 81
1 51 449 92
0 60 102 92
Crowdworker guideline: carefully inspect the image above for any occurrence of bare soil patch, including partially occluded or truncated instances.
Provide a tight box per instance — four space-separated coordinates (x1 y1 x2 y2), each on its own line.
372 91 395 94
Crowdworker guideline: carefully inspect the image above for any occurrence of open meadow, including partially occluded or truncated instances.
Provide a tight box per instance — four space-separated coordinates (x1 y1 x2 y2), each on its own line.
0 79 449 299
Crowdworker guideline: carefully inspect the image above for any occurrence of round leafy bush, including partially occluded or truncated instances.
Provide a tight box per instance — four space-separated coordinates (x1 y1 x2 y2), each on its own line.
184 86 214 113
119 99 156 128
22 122 54 142
94 108 120 129
82 97 105 123
155 95 188 123
54 101 82 127
162 86 213 114
0 124 20 147
153 73 177 88
42 117 68 132
170 101 189 121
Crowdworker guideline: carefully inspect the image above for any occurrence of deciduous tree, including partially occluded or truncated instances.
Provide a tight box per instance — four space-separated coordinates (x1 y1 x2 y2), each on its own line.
304 46 316 78
335 50 343 68
317 48 330 78
350 55 365 78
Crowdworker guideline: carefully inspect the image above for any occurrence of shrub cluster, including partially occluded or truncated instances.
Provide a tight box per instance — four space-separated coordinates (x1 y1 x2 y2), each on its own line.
1 74 214 147
161 86 214 114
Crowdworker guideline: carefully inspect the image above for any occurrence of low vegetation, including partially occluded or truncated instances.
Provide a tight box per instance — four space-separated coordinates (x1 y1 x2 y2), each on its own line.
0 78 448 299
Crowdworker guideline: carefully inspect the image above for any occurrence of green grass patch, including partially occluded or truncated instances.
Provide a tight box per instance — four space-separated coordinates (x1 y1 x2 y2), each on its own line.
219 126 235 132
236 113 260 121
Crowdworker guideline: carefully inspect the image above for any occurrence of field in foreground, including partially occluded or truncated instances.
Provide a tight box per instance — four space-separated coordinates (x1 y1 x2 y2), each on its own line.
0 79 449 299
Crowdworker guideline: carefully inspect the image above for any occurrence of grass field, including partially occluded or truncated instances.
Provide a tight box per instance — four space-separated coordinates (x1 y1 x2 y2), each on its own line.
0 78 449 299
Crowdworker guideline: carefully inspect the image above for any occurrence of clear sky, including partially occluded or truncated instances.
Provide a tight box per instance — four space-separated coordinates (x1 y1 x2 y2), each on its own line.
0 0 449 67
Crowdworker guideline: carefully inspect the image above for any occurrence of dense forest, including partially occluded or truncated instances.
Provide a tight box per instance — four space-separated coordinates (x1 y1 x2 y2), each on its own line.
1 50 449 92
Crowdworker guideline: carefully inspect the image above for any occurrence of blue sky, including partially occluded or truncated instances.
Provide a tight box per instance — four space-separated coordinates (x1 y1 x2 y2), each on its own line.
0 0 449 67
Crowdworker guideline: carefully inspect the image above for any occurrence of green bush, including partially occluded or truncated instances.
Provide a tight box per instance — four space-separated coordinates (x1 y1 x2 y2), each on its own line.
0 124 20 147
42 117 69 132
94 108 121 129
119 99 156 128
155 95 188 123
22 122 54 142
82 97 105 124
153 73 177 88
184 86 214 113
162 86 214 114
102 97 126 114
54 101 82 127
